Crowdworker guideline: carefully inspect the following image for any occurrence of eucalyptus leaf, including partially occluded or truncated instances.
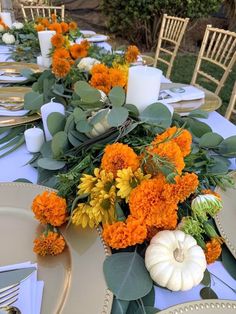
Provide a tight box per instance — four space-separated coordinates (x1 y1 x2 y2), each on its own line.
115 202 126 221
108 86 125 107
68 131 82 147
13 178 33 183
217 136 236 157
74 81 101 103
70 129 89 142
199 132 224 148
142 286 155 307
24 91 44 111
111 298 129 314
73 107 86 123
64 114 75 134
51 131 69 158
107 107 128 127
222 246 236 280
125 104 139 117
201 269 211 286
76 120 92 133
20 68 33 79
40 141 52 158
188 118 212 138
188 110 209 118
37 157 65 170
47 112 66 137
200 287 218 299
103 252 153 301
207 156 230 174
139 103 172 128
90 109 109 125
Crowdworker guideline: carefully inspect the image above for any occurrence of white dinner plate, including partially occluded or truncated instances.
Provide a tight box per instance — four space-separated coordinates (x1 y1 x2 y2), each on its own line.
87 34 109 43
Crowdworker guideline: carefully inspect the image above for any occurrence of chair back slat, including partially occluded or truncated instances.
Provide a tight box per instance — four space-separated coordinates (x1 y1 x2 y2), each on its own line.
154 14 189 78
191 25 236 95
21 4 65 22
225 81 236 120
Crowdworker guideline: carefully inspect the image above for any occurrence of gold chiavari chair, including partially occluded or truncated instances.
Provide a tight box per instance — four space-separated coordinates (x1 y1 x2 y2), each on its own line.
21 4 65 22
191 25 236 96
225 81 236 120
154 14 189 79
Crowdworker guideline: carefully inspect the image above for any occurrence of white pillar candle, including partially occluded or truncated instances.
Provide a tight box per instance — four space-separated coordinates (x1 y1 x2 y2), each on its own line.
42 56 52 68
24 128 45 153
0 12 12 28
38 30 56 58
126 66 162 113
36 55 44 67
40 100 65 141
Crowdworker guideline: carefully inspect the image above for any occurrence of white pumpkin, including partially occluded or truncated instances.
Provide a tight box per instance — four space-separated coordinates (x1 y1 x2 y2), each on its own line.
86 109 111 138
145 230 206 291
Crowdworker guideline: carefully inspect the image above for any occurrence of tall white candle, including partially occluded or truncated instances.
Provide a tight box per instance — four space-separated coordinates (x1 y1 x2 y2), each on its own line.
40 100 65 141
126 66 162 112
38 30 56 58
0 12 12 28
42 56 52 68
36 55 44 67
24 128 45 153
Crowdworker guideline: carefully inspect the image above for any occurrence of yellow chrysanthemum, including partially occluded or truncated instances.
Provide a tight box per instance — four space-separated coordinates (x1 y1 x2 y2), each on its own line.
92 169 114 196
90 188 116 225
116 167 151 202
72 203 96 228
78 173 98 195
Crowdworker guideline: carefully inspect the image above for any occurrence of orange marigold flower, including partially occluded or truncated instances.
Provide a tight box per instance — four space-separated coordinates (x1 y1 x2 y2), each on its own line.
101 143 140 177
61 21 69 33
51 33 65 48
202 189 222 200
49 22 62 34
90 72 111 94
69 21 77 31
51 13 57 22
204 238 222 264
153 126 192 157
129 177 178 229
80 39 90 50
53 47 70 60
32 191 67 226
69 43 88 59
172 173 199 202
36 17 43 23
33 231 66 256
91 63 109 75
125 45 140 63
52 58 71 78
109 68 127 88
36 24 45 32
102 216 147 249
41 18 50 28
148 141 185 175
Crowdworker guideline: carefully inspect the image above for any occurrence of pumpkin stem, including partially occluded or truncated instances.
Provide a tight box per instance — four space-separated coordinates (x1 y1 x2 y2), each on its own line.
173 241 185 262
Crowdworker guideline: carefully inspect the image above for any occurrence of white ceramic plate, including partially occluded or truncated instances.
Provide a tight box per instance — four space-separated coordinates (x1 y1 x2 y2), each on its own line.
87 34 109 43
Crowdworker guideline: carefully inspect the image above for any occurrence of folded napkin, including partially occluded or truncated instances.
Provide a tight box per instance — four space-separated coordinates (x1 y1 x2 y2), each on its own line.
0 262 44 314
0 75 27 82
0 109 29 116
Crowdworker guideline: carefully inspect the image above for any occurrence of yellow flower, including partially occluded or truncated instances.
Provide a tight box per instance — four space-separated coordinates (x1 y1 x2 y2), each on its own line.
116 167 151 202
92 169 114 196
72 203 96 228
77 169 99 195
90 187 116 225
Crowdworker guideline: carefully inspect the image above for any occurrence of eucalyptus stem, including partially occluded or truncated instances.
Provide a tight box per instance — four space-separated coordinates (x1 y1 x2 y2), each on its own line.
137 298 146 314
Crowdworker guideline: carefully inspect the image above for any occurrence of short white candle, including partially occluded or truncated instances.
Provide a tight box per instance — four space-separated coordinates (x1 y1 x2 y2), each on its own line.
40 100 65 141
24 128 45 153
38 30 56 58
0 12 12 28
36 55 44 67
126 66 162 112
42 56 52 68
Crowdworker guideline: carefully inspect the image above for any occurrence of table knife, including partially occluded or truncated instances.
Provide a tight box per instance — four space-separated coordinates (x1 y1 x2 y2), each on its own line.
0 267 36 290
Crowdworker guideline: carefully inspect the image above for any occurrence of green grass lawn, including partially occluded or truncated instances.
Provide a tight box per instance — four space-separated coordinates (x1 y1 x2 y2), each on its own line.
156 53 236 124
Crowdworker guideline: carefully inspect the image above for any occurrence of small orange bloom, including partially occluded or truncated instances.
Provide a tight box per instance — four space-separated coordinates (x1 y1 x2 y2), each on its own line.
36 24 45 32
109 68 127 88
61 21 69 33
33 231 66 256
69 21 77 31
90 72 111 94
51 33 65 48
51 13 57 22
41 18 50 28
125 45 140 63
52 58 71 78
69 43 88 59
101 143 140 177
102 216 147 249
80 39 90 50
202 189 222 200
53 47 70 60
91 63 109 75
172 172 199 203
49 22 62 34
205 238 222 264
32 191 67 226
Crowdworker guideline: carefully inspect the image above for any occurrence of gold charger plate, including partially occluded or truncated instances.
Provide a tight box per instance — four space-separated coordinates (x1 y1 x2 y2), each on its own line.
215 171 236 259
0 87 41 127
0 183 113 314
159 300 236 313
0 62 44 84
160 83 222 115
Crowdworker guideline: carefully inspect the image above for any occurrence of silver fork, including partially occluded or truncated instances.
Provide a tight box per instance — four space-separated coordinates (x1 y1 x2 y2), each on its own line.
0 283 21 313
